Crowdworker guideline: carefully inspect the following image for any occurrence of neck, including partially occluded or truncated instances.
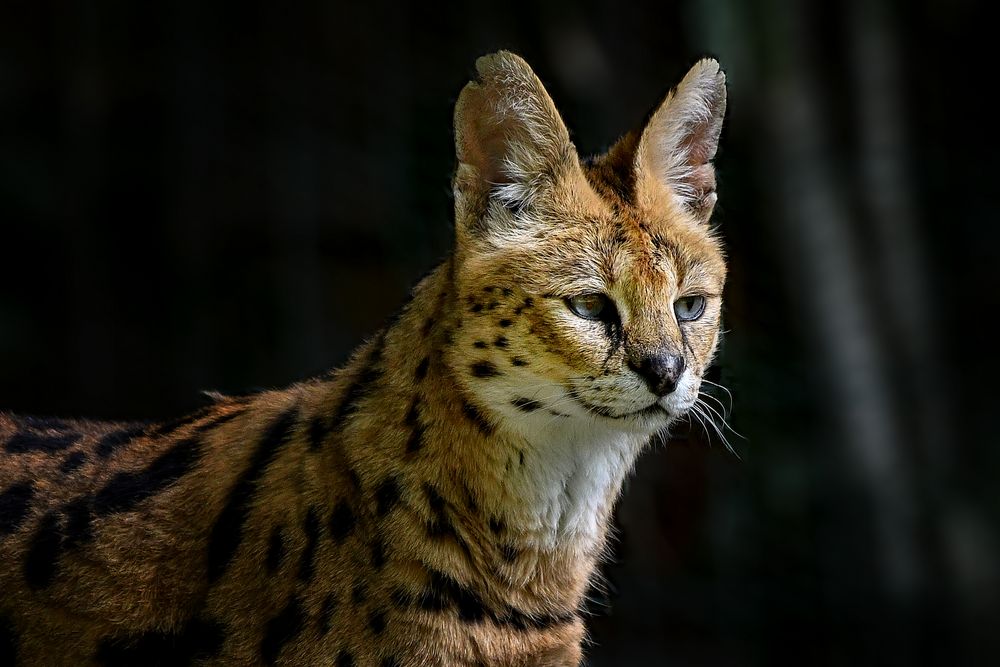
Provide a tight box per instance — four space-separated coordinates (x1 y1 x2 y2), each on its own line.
380 260 648 552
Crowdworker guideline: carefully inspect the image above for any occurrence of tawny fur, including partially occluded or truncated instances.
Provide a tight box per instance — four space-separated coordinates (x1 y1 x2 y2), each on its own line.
0 51 727 666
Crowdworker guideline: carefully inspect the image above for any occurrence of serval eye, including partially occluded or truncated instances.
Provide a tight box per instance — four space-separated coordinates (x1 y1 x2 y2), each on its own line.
566 293 614 321
674 295 706 322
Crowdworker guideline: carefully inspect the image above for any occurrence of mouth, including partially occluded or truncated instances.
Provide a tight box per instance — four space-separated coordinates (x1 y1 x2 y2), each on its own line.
576 398 668 420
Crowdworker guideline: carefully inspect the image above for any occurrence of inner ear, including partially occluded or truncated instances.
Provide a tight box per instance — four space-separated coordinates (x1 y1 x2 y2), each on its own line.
635 59 727 221
453 51 576 208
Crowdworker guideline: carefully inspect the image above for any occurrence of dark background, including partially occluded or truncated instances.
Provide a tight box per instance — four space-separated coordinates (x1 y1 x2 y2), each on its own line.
1 1 997 665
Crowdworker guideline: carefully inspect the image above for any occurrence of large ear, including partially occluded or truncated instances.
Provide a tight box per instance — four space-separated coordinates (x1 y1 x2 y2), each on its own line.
454 51 576 210
636 59 727 222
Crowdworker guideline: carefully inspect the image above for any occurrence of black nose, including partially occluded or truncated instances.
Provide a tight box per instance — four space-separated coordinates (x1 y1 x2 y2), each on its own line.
629 353 685 396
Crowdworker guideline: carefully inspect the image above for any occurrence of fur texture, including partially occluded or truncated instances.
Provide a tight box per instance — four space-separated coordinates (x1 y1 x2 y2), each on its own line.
0 51 727 666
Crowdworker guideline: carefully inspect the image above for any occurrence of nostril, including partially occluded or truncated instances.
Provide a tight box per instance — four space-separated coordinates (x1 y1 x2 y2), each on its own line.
631 354 685 397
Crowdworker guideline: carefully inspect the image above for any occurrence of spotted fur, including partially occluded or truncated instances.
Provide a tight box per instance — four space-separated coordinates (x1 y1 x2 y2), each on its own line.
0 52 727 666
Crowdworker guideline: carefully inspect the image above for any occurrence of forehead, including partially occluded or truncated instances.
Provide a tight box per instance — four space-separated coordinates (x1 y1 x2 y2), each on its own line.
526 164 725 291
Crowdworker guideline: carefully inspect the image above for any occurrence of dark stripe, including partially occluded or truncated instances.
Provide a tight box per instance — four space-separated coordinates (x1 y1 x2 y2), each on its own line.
95 424 149 459
96 618 224 667
371 534 386 570
414 357 430 381
511 397 542 413
462 401 494 436
207 407 299 583
62 497 93 549
195 408 246 434
0 482 34 536
0 615 17 666
307 416 331 451
470 361 500 378
5 431 78 454
375 476 401 517
266 526 284 574
419 567 576 630
59 450 88 474
351 582 367 604
24 511 61 589
405 399 424 455
151 406 214 438
93 436 202 516
318 593 337 635
498 318 513 327
328 501 355 543
331 338 384 430
260 597 305 665
500 543 520 563
298 507 321 582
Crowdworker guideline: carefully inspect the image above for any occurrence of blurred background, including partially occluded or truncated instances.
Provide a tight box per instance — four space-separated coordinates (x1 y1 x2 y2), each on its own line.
1 1 996 664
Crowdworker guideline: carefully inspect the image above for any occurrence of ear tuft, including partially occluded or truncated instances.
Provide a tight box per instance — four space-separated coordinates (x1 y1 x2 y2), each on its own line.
454 51 574 209
637 58 727 221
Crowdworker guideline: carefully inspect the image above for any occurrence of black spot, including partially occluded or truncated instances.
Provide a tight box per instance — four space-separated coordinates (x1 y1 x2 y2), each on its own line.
498 318 513 328
299 507 321 582
24 511 61 589
352 582 367 604
266 525 285 573
500 543 520 563
415 356 430 381
95 424 148 459
5 431 78 454
471 361 500 378
473 340 487 349
424 484 449 536
96 617 224 667
0 482 34 536
337 649 356 667
486 300 499 310
462 401 494 436
308 416 331 451
318 593 337 635
260 597 305 665
511 357 528 367
62 497 93 548
328 501 355 543
519 450 526 467
502 287 514 297
93 436 202 517
470 303 483 313
381 659 402 667
493 336 509 349
1 615 18 666
207 407 299 583
483 286 496 293
368 609 387 635
488 517 506 535
371 535 386 569
375 476 401 517
511 397 542 413
59 450 87 475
